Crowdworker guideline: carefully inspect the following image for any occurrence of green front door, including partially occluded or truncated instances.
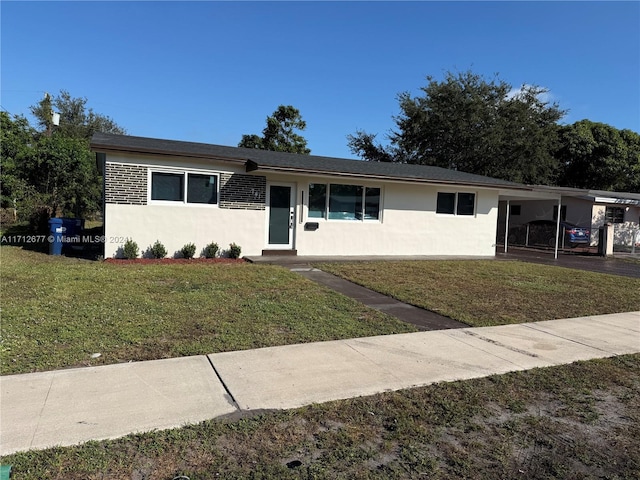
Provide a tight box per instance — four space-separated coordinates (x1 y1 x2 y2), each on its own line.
268 184 294 247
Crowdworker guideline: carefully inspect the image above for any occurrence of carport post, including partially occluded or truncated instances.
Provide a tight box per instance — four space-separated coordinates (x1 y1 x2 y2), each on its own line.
504 200 510 253
554 198 561 259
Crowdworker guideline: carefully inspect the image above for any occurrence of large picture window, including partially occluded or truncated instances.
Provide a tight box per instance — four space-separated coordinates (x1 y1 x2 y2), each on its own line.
329 184 362 220
436 192 476 216
150 171 218 205
308 183 381 221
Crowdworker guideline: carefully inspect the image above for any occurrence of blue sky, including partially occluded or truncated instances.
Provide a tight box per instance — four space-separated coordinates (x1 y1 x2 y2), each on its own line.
2 1 638 159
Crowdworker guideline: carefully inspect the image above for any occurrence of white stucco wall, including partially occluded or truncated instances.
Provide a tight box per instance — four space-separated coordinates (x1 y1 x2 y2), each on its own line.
104 204 265 258
291 178 498 256
102 154 503 258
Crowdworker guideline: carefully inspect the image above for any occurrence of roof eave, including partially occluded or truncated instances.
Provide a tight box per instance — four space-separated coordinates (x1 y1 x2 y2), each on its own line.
247 163 532 191
90 142 248 166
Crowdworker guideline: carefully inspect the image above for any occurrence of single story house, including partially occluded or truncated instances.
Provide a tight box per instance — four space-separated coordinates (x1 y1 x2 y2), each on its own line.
90 133 560 259
498 186 640 248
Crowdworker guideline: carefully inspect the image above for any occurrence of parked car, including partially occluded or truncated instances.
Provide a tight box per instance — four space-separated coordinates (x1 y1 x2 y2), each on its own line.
508 220 590 248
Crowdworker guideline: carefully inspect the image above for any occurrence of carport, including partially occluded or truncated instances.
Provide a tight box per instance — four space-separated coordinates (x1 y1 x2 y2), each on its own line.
498 188 563 259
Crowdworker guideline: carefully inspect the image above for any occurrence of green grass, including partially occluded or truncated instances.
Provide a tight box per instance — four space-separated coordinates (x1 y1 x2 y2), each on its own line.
0 247 415 374
2 354 638 479
2 248 639 477
317 260 640 327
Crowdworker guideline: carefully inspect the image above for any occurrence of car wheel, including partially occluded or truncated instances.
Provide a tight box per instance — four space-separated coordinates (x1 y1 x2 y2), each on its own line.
547 238 556 247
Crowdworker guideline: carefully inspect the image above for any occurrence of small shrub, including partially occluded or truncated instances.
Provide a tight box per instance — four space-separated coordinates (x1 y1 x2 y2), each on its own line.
148 240 167 259
203 242 219 259
228 242 242 259
122 239 139 259
180 242 196 259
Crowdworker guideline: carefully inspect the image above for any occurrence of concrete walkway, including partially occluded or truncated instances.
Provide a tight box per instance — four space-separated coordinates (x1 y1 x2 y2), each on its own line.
1 312 638 456
294 266 466 330
246 256 468 330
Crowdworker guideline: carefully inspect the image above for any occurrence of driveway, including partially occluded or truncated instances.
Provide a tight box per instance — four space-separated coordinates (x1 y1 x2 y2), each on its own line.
497 247 640 279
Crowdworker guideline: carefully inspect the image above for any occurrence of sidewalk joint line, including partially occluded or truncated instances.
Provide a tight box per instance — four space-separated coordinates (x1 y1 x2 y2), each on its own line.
523 323 611 353
343 341 405 382
207 356 241 411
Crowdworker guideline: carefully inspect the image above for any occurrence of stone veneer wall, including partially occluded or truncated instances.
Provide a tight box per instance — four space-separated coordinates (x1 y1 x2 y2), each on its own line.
219 173 266 210
105 163 147 205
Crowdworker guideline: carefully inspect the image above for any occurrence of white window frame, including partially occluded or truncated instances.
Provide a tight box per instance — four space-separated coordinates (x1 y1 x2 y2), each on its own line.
148 168 220 207
307 182 383 222
436 191 477 217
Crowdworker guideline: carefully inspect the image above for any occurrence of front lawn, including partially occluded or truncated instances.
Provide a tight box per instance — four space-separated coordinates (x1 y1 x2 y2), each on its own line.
317 260 640 327
2 248 639 478
0 247 414 375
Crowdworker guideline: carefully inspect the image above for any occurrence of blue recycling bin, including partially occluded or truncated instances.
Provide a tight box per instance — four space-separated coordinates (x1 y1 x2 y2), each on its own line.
48 218 64 255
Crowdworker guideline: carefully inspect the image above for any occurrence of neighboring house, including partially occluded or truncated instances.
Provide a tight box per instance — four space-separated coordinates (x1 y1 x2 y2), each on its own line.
90 133 559 259
498 186 640 248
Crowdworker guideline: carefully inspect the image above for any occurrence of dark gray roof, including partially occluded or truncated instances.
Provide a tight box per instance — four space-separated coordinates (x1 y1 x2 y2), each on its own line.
91 132 529 190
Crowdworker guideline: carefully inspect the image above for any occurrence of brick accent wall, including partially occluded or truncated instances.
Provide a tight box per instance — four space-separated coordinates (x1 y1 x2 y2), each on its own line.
105 165 265 209
105 163 147 205
220 173 266 210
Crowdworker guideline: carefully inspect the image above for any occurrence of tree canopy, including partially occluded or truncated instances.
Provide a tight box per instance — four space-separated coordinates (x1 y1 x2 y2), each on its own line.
30 90 125 139
1 91 126 230
239 105 311 154
555 120 640 192
348 70 566 185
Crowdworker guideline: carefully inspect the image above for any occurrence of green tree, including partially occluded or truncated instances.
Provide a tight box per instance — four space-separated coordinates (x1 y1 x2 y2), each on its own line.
239 105 311 154
556 120 640 192
348 70 566 184
0 112 38 215
21 134 97 217
31 90 125 139
0 91 127 226
26 91 126 219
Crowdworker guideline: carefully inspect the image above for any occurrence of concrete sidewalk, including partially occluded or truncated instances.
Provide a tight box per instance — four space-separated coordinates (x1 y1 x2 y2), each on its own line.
1 312 639 456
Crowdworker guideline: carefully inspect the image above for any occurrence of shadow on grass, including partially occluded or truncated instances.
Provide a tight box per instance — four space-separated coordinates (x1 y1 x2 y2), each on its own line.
0 223 104 260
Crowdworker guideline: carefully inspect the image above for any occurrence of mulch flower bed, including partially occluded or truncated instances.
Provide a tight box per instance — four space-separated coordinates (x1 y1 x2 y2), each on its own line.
104 257 246 265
